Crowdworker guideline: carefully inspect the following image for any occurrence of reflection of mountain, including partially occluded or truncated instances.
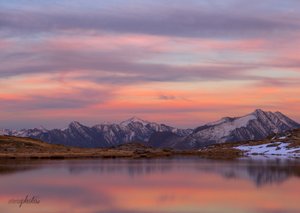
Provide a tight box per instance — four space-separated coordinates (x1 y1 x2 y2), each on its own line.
0 158 299 187
0 159 48 175
246 166 290 186
64 159 300 187
66 159 176 177
200 160 300 187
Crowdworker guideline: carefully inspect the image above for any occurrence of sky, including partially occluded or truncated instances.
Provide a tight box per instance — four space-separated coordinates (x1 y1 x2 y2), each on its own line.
1 0 300 129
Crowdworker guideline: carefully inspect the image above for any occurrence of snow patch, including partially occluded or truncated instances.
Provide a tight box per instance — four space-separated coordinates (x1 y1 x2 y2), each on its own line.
120 117 150 126
200 114 257 139
69 121 83 129
206 114 256 131
236 142 300 157
279 136 287 140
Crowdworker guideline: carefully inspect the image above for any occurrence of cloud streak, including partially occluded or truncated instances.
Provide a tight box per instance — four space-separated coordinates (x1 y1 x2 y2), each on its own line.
1 6 299 38
1 0 300 128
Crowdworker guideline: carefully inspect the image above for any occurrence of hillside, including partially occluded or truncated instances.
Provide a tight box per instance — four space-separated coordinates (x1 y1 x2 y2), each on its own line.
149 109 300 149
199 128 300 159
0 136 173 159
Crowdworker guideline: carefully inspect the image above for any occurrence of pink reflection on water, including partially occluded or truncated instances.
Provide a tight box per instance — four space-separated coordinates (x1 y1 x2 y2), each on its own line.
0 159 299 213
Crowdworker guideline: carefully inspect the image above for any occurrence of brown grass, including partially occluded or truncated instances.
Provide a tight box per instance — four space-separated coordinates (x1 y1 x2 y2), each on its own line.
0 136 175 159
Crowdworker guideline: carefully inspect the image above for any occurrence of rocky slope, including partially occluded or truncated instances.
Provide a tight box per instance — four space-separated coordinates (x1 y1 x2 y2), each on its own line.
1 117 192 148
1 110 299 149
149 109 300 149
197 128 300 160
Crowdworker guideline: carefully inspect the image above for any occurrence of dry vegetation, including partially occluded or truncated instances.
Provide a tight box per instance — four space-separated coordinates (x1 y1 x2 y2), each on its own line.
0 136 174 159
286 129 300 149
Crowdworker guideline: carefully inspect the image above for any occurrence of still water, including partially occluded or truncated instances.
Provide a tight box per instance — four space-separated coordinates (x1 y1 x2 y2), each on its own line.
0 157 299 213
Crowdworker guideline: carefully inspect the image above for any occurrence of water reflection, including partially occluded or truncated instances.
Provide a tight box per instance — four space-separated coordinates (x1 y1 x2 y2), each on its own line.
0 158 299 213
1 158 299 187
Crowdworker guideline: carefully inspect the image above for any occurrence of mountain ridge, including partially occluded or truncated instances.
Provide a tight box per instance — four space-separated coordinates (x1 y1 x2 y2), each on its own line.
149 109 300 149
1 109 299 149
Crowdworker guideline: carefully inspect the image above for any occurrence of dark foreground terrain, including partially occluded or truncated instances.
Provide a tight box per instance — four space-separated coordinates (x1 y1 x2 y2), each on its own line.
0 135 243 160
0 135 184 159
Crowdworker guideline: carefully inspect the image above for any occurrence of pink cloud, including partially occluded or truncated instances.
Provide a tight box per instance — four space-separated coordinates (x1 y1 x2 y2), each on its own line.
32 34 170 54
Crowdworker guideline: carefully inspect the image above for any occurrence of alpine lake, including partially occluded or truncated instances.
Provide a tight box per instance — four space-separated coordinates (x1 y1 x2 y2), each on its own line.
0 157 299 213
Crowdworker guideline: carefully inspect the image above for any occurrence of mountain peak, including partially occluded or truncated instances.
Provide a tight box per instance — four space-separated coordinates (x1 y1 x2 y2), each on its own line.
68 121 84 129
193 109 300 144
253 109 267 114
205 116 235 126
252 109 274 118
37 125 48 132
1 109 299 149
120 117 150 126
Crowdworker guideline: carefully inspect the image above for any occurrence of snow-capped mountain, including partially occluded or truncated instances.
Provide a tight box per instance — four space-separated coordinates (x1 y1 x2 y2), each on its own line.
93 117 192 146
191 109 300 144
0 109 299 149
148 109 300 149
0 117 192 148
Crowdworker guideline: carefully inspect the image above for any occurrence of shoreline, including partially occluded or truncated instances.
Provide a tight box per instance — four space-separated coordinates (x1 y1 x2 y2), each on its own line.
0 149 243 160
1 135 299 161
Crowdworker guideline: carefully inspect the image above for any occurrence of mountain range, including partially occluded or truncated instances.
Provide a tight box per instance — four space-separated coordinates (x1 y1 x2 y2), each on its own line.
1 109 299 149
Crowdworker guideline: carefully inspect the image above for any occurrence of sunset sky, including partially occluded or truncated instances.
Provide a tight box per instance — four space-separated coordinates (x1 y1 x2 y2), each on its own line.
1 0 300 129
